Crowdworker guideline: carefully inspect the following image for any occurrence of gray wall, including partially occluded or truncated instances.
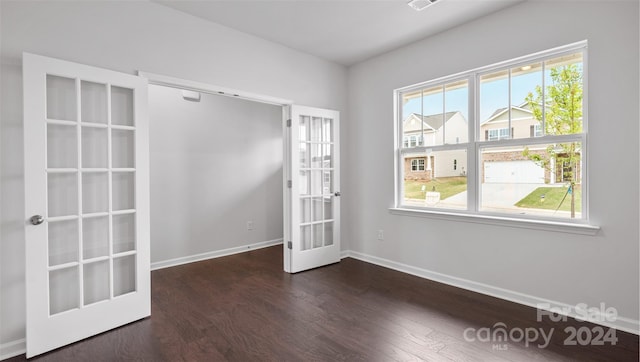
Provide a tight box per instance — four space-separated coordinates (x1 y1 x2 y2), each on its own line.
148 85 283 263
0 0 346 349
344 0 639 327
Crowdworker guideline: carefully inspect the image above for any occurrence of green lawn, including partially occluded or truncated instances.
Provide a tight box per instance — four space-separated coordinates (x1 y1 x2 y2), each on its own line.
404 177 467 200
515 186 582 211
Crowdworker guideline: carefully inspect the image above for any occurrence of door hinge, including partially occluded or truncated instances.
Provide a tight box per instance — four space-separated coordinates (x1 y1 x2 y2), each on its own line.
287 180 292 188
286 119 291 127
287 241 292 249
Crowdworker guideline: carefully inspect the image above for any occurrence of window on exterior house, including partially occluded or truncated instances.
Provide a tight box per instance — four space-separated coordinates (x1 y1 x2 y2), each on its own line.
411 159 425 171
533 124 543 137
487 128 510 141
395 42 587 221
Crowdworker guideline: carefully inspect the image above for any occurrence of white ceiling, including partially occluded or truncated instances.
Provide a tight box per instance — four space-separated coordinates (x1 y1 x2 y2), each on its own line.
155 0 524 66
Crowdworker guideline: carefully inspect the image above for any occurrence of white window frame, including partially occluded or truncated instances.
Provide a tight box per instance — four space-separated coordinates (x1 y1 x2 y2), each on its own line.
392 41 598 233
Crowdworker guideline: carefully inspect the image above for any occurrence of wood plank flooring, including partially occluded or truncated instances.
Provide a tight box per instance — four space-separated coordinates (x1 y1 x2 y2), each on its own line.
9 245 638 361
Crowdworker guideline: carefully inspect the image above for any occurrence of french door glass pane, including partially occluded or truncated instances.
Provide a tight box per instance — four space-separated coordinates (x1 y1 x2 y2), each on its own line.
49 267 79 315
81 127 108 168
48 220 79 266
324 222 334 246
300 225 311 251
112 172 135 211
111 86 134 126
310 170 322 195
47 124 77 168
46 75 76 121
310 117 322 142
81 81 107 124
83 260 110 305
299 142 308 168
311 197 323 222
312 224 322 248
310 144 322 168
299 116 309 142
113 255 136 296
82 172 108 214
322 118 333 142
299 171 310 196
323 197 333 220
48 173 78 217
300 198 311 223
82 216 109 259
113 213 136 254
322 144 333 168
112 129 135 168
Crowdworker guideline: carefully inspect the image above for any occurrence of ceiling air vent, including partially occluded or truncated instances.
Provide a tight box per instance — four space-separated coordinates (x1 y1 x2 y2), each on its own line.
407 0 440 11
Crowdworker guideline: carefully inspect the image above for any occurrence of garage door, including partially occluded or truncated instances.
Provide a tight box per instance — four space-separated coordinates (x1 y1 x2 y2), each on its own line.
484 160 544 183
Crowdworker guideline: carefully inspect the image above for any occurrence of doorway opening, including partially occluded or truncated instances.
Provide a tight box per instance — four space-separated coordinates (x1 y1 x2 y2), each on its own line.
147 82 286 269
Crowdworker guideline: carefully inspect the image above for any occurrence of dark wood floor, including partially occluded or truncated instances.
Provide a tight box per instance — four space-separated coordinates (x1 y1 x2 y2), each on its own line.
10 245 638 361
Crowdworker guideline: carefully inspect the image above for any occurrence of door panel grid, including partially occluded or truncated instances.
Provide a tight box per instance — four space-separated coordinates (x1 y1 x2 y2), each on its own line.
298 116 334 251
45 75 138 315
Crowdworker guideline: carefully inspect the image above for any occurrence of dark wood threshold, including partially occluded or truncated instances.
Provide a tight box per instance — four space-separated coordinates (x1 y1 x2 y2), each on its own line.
10 245 638 361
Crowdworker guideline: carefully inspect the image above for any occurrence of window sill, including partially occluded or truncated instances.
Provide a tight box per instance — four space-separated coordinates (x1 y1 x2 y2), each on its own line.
388 208 600 235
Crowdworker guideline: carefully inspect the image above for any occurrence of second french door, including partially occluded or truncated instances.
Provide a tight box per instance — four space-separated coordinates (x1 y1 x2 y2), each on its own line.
285 105 341 273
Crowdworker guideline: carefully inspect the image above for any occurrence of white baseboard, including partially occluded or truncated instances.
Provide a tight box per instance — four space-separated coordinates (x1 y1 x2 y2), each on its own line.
342 250 640 335
0 339 25 360
151 238 283 271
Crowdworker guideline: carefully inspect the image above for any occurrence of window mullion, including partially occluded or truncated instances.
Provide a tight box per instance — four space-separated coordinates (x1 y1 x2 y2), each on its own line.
508 68 512 139
468 75 478 212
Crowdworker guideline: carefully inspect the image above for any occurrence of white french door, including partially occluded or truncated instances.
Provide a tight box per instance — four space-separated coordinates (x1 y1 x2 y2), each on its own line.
23 53 150 357
285 105 340 273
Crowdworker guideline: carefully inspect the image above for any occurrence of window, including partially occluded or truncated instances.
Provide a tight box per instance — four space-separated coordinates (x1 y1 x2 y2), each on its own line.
487 128 510 141
533 124 543 137
396 42 587 221
411 159 425 171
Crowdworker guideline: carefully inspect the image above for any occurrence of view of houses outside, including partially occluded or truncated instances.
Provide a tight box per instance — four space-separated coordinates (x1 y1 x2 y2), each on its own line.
400 52 583 218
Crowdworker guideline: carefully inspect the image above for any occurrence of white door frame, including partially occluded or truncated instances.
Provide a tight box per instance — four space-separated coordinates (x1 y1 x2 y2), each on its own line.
137 71 298 272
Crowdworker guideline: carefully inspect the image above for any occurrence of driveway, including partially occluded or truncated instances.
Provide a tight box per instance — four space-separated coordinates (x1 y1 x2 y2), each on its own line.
436 183 543 208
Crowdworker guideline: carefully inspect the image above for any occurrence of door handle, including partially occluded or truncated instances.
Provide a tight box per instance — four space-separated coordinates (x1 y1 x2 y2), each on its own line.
334 191 341 197
30 215 44 225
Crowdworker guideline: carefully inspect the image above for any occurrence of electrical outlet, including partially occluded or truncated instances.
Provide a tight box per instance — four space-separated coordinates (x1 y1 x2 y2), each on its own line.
377 229 384 240
246 221 254 230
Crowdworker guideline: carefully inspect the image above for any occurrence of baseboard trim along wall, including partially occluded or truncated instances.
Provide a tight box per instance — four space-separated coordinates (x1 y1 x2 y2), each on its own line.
151 238 284 271
0 339 25 361
341 250 639 336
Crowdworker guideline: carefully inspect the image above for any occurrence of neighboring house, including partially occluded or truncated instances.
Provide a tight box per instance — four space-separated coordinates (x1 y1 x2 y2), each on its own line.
479 103 581 184
403 104 581 185
403 111 467 181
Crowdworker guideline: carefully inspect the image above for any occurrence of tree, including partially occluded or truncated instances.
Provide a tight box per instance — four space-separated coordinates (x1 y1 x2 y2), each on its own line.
523 64 583 218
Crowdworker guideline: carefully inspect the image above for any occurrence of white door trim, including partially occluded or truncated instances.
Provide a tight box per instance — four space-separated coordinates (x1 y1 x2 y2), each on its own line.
137 71 292 106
